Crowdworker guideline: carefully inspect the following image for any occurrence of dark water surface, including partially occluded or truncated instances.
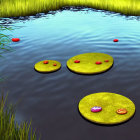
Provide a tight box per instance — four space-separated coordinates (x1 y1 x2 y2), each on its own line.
0 7 140 140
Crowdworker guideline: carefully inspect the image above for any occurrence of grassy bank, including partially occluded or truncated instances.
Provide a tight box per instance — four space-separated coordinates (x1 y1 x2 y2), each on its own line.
0 0 140 17
0 92 41 140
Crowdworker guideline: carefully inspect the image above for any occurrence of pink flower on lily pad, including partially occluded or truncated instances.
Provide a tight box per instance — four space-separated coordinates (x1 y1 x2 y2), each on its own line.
91 106 102 112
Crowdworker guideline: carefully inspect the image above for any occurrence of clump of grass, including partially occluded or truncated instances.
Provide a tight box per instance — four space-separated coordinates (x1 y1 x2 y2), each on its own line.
0 0 140 17
0 25 15 81
0 25 15 57
0 91 41 140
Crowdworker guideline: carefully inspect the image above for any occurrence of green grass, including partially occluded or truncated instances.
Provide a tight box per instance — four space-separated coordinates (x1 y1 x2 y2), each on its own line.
0 25 15 56
0 25 41 139
0 91 41 140
0 0 140 17
0 25 16 81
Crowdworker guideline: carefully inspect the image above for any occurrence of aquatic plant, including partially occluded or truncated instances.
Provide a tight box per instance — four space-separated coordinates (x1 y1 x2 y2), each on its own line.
0 25 14 56
0 91 41 140
0 0 140 17
0 25 15 81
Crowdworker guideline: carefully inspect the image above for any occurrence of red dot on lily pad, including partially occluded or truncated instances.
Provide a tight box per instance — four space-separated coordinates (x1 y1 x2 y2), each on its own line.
104 60 109 62
53 63 57 66
74 60 80 63
95 61 102 65
113 39 119 42
12 38 20 42
43 60 49 64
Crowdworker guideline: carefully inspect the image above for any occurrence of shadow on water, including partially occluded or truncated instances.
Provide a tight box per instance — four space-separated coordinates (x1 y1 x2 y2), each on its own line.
33 61 114 75
77 107 136 127
33 67 62 74
66 63 114 76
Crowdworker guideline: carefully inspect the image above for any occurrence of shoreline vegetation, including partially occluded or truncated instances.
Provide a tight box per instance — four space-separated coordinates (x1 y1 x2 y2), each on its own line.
0 91 41 140
0 24 41 140
0 0 140 17
0 25 14 55
0 25 15 81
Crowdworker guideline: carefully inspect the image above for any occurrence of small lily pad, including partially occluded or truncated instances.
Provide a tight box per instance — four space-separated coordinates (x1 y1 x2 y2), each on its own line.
34 60 61 73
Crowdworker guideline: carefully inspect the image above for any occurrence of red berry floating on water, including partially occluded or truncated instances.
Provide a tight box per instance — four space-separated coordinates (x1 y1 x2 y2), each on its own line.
104 60 109 62
43 60 49 64
95 61 102 65
74 60 80 63
53 63 57 66
12 38 20 42
113 39 118 42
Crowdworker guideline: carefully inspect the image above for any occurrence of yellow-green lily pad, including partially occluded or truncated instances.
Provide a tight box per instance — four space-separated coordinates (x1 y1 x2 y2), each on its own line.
78 92 135 125
34 60 61 73
67 53 113 74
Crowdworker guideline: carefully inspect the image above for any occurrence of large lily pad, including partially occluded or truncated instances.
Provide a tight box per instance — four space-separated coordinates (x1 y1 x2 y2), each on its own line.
78 92 135 125
67 52 113 74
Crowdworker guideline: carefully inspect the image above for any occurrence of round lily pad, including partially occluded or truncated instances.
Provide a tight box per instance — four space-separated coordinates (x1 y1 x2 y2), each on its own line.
34 60 61 73
78 92 135 125
67 53 113 74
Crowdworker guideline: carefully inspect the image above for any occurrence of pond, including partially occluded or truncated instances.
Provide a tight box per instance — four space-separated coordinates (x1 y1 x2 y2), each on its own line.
0 7 140 140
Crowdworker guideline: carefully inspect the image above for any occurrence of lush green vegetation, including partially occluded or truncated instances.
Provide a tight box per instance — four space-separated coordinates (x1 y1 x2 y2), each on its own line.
0 91 41 140
0 25 41 139
0 0 140 17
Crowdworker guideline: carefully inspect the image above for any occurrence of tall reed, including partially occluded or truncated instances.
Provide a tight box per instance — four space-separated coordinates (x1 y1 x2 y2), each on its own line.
0 25 15 81
0 91 41 140
0 0 140 17
0 25 14 55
